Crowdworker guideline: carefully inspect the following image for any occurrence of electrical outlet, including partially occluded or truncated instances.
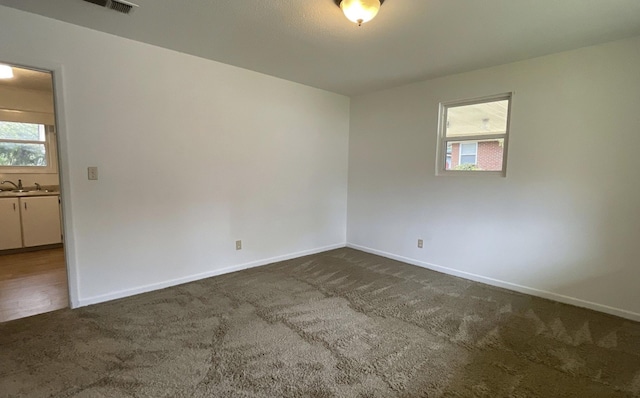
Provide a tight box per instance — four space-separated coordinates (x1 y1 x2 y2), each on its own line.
87 167 98 180
418 239 423 249
235 240 242 250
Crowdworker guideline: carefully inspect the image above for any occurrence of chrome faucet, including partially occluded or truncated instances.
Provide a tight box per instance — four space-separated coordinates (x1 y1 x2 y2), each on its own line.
34 183 42 191
1 179 23 190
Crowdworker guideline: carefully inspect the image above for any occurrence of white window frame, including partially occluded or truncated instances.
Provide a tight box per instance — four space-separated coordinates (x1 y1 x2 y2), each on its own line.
436 92 512 177
0 122 57 174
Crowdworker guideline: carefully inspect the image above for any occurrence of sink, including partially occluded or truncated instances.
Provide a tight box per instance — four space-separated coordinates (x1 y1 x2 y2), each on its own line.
12 189 31 193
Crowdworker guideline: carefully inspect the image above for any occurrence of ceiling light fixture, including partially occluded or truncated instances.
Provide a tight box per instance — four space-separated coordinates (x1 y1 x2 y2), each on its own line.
0 64 13 79
336 0 384 26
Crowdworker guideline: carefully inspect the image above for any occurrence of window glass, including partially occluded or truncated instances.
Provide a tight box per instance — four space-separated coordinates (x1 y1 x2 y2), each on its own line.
446 100 509 138
0 122 45 141
460 155 475 165
0 122 48 167
445 139 504 171
460 142 477 155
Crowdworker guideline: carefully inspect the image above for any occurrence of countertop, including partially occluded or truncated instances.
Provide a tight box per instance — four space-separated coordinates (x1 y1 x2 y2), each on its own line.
0 190 60 198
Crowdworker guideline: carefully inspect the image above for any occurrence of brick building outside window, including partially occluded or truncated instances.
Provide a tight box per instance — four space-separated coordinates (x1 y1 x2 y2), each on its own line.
446 139 504 171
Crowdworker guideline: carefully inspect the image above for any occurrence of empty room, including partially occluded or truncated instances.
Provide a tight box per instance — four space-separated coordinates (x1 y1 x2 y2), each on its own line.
0 1 639 397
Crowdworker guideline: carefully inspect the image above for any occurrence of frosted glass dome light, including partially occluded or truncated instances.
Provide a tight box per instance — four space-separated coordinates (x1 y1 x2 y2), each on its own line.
339 0 382 26
0 64 13 79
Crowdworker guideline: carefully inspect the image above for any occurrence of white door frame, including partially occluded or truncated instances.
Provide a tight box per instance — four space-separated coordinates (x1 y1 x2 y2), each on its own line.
0 58 80 308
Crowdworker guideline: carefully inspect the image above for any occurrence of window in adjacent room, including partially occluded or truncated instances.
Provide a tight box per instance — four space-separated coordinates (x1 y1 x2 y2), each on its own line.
0 121 55 172
437 93 511 176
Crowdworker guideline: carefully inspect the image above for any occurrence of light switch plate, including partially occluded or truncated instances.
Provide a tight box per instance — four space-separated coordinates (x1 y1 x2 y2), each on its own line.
88 167 98 180
235 240 242 250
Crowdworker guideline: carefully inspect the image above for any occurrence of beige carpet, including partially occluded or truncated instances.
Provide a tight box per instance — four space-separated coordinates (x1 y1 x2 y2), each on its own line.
1 248 639 397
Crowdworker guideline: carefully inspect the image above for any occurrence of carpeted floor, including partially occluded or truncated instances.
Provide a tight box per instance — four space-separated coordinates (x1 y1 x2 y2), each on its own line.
1 248 639 397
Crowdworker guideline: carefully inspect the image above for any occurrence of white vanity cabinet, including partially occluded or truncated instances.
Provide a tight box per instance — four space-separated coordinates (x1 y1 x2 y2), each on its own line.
20 196 62 247
0 198 23 250
0 194 62 250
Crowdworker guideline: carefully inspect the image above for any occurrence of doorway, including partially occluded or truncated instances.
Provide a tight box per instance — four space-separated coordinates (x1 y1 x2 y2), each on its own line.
0 64 69 322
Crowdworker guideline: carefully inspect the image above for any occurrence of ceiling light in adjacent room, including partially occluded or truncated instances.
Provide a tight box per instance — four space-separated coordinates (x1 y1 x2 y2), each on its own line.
0 64 13 79
338 0 383 26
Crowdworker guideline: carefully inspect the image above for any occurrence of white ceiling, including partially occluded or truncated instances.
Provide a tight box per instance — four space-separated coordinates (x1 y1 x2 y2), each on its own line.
1 0 639 96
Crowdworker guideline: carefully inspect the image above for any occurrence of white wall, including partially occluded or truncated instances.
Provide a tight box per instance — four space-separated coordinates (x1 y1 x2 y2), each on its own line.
0 6 350 306
2 6 637 322
348 36 640 320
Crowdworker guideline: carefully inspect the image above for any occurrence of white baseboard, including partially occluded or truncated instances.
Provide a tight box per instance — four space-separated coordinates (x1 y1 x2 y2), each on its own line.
77 243 346 307
347 243 640 322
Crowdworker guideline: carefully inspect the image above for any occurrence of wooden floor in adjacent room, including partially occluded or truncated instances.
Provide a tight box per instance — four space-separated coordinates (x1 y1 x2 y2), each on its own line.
0 247 68 323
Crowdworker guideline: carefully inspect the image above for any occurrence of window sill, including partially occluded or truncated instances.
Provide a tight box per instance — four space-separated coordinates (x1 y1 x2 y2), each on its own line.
0 166 57 174
436 170 506 177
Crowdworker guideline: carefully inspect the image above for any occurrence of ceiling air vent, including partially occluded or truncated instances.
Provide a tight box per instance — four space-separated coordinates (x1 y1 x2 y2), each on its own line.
108 0 136 14
82 0 138 15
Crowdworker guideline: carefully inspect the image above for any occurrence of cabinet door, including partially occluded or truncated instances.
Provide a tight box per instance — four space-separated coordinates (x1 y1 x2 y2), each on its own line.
20 196 62 247
0 198 23 250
